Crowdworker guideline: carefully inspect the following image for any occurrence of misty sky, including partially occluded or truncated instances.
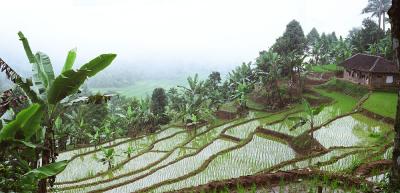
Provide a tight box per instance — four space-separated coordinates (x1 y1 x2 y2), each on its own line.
0 0 369 77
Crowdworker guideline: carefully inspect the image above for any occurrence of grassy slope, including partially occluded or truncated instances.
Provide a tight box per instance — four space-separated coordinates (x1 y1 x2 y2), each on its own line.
363 92 398 119
310 64 342 73
246 97 267 111
314 88 358 112
219 101 239 113
317 78 369 98
92 78 186 98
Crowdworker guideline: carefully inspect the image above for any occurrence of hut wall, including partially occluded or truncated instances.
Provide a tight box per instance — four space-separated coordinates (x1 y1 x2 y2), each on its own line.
369 73 400 90
343 69 369 85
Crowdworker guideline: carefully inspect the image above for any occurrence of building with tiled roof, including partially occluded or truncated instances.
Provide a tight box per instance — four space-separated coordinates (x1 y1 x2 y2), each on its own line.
339 53 399 90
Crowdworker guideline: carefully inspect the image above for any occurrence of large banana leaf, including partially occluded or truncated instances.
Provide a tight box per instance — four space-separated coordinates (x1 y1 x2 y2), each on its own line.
18 32 46 97
0 104 43 142
18 32 35 63
31 60 47 96
24 160 68 180
35 52 55 89
21 160 68 186
47 54 116 104
18 32 55 99
47 70 87 105
62 48 77 73
80 54 116 77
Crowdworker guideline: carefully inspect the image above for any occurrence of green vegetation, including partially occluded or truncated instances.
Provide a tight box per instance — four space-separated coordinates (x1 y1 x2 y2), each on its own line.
363 92 398 119
92 78 186 98
317 78 369 98
314 88 358 113
0 32 116 192
50 98 393 192
309 64 342 73
1 1 398 191
219 101 239 113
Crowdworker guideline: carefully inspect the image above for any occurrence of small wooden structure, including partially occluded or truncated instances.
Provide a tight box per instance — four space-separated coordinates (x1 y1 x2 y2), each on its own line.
339 53 399 90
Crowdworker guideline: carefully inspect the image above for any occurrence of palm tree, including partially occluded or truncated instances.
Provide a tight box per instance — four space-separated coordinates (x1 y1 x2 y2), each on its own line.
362 0 392 31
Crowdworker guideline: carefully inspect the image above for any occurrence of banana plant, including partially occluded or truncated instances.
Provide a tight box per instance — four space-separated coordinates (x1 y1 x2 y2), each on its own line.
287 99 324 138
18 32 116 105
0 89 28 117
0 104 68 192
0 32 116 193
231 80 250 110
124 145 135 158
87 129 101 149
99 148 116 169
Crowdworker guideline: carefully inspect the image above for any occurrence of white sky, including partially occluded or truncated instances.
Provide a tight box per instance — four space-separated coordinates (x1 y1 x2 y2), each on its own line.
0 0 367 75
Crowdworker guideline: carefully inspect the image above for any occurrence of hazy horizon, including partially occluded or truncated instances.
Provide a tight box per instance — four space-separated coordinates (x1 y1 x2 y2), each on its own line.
1 0 371 86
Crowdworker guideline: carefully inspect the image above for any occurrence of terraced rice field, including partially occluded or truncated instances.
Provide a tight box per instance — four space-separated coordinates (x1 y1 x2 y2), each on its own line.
52 90 394 193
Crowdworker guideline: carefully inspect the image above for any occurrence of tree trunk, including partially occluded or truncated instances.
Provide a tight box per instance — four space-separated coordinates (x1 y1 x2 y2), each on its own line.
317 186 323 193
389 0 400 191
57 136 68 151
311 119 314 138
38 130 51 193
379 13 382 30
383 15 386 32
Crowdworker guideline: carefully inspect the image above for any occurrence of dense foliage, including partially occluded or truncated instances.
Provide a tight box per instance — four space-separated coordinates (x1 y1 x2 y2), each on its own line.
1 0 397 191
0 32 116 192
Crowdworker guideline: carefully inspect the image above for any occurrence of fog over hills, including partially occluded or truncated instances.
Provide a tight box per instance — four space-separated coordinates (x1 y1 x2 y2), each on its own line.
1 0 366 89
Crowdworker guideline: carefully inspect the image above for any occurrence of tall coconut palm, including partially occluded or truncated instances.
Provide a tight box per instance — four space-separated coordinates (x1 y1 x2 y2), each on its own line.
362 0 392 31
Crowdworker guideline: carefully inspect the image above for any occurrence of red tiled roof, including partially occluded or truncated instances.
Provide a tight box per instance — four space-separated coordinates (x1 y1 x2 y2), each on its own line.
339 53 399 74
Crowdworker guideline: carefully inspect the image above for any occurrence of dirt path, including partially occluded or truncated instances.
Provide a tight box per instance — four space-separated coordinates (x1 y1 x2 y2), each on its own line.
354 160 392 177
167 168 379 193
256 127 326 156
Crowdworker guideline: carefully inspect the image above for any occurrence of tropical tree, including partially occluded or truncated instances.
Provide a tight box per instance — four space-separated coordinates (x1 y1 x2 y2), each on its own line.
231 80 250 110
368 33 394 59
0 104 68 192
255 50 283 108
167 87 185 113
349 18 385 52
150 88 168 116
169 74 215 126
150 88 169 124
307 27 320 48
309 41 324 65
287 99 324 138
204 71 225 107
362 0 392 31
272 20 306 95
333 37 354 64
227 62 255 93
127 97 158 135
0 32 116 192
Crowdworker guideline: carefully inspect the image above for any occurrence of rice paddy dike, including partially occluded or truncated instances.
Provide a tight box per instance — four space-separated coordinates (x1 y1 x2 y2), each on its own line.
51 88 395 193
